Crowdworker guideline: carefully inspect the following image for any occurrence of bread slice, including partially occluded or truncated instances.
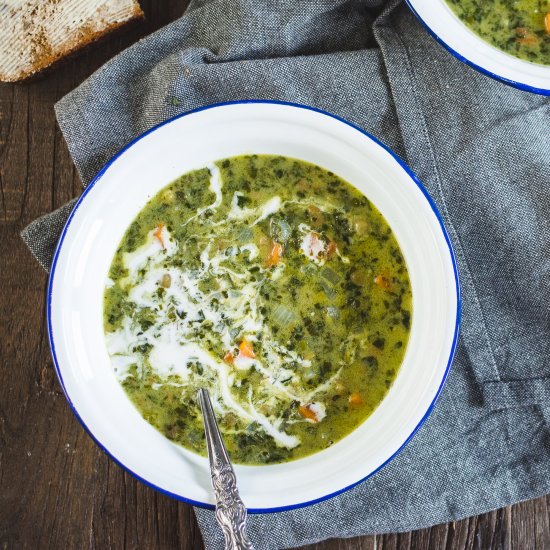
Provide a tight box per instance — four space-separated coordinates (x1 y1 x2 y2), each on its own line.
0 0 144 82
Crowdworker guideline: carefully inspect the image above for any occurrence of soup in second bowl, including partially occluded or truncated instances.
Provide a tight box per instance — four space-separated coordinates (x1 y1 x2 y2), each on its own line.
103 155 412 464
445 0 550 65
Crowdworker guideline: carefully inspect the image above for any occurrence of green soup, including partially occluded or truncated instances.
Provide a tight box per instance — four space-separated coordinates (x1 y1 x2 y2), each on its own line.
104 155 412 464
445 0 550 65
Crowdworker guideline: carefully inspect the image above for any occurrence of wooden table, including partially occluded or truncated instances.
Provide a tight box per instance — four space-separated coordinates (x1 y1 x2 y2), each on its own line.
1 2 548 548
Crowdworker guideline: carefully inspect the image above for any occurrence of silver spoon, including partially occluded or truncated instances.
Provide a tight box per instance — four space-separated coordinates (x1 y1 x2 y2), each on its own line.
197 388 254 550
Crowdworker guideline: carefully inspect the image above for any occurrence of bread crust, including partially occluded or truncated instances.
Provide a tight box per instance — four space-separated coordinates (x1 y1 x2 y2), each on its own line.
0 1 145 82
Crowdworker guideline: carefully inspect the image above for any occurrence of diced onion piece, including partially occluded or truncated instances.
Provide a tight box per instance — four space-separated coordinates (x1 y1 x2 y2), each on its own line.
320 280 336 300
237 226 253 242
270 218 292 243
271 304 297 325
326 306 339 319
321 266 340 285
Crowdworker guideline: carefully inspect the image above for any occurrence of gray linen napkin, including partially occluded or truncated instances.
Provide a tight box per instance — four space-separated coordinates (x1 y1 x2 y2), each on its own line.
22 1 550 548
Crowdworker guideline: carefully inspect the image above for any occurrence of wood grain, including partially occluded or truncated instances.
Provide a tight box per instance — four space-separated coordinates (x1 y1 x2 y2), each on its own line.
0 1 548 548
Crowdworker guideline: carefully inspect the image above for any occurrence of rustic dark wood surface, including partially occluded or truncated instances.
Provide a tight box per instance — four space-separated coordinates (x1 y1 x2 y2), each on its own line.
0 2 548 549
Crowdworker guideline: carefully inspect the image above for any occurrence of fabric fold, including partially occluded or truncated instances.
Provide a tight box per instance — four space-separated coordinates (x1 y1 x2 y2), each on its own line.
483 378 550 410
21 198 78 271
377 7 550 408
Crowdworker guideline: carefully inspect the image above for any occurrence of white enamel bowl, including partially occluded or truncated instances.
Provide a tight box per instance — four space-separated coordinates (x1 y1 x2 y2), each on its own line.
48 101 460 512
405 0 550 95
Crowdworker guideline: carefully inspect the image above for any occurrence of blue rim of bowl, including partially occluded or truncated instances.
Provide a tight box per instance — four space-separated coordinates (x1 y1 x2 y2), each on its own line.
404 0 550 96
47 99 461 513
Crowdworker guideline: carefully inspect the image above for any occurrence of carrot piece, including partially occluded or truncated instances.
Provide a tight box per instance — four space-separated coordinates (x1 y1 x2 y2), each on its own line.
298 405 319 422
545 13 550 34
266 242 283 267
517 35 539 45
223 351 234 364
515 27 539 45
374 274 391 291
349 392 363 407
239 339 256 359
153 224 165 248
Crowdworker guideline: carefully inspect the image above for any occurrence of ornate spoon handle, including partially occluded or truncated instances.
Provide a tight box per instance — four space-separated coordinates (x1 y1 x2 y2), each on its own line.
198 389 254 550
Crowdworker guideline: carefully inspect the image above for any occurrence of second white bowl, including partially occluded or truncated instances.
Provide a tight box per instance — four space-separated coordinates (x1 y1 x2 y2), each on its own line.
406 0 550 95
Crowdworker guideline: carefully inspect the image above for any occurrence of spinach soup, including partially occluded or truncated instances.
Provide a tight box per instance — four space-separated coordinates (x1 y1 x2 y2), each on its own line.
104 155 412 464
445 0 550 65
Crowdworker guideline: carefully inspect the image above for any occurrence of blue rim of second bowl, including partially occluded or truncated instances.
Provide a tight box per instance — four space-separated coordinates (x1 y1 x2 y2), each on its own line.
46 99 462 513
404 0 550 96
